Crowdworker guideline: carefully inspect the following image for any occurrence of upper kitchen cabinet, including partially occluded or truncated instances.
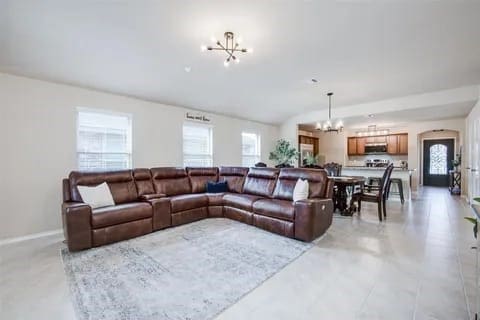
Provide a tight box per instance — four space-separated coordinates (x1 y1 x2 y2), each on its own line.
387 135 399 154
348 137 358 155
347 133 408 156
398 134 408 154
356 137 366 155
348 137 366 155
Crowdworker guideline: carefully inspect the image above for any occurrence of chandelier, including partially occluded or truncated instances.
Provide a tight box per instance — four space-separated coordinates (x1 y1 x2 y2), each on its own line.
201 32 252 67
316 92 343 133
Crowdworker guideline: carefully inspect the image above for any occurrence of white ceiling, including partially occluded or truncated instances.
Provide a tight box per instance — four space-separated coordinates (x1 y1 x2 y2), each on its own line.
1 0 480 124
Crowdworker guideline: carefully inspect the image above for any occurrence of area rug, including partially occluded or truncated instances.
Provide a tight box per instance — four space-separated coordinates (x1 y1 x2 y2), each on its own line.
61 218 312 320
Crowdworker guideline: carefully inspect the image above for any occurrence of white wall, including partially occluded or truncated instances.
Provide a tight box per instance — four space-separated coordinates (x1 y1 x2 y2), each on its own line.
465 95 480 201
0 73 279 240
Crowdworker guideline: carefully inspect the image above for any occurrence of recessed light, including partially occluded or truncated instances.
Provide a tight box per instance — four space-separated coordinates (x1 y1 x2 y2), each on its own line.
367 114 374 118
184 66 191 73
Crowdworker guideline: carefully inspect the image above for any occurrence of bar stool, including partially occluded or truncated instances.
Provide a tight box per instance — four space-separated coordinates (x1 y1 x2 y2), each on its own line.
388 178 405 204
367 177 382 191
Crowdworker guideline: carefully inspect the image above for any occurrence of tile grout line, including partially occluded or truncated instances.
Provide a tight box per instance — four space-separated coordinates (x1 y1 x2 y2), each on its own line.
412 187 432 320
353 217 388 319
445 194 473 319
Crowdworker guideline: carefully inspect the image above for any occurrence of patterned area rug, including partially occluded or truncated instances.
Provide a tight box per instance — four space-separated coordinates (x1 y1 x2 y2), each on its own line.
61 218 312 320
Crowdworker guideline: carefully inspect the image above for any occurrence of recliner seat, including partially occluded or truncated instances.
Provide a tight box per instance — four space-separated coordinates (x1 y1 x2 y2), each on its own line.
62 166 334 251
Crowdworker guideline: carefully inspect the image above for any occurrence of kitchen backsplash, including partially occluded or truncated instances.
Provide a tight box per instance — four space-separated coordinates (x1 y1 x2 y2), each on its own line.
347 154 408 167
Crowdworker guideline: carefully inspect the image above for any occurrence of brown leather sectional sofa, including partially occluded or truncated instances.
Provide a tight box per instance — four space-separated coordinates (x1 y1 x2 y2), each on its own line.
62 167 334 251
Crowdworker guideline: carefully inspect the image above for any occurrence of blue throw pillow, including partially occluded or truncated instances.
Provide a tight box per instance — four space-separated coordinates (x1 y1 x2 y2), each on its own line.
206 181 228 193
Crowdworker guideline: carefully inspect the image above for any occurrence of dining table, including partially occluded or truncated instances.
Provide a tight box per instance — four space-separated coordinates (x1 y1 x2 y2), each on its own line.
329 176 366 216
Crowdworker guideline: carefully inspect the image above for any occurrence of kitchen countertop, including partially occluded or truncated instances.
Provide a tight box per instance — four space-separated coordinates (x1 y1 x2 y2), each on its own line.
343 166 416 172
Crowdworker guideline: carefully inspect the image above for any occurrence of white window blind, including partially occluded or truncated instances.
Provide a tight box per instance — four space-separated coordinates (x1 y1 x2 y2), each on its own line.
183 122 213 167
77 109 132 171
242 132 261 167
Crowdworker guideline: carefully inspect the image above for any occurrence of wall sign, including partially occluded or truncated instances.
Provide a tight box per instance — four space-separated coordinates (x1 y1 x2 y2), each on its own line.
186 112 211 123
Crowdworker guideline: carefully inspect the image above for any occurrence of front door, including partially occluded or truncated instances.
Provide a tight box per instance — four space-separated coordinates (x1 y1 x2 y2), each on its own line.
423 139 455 187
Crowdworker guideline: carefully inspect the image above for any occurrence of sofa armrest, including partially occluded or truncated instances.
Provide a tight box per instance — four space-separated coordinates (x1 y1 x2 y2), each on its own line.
141 197 171 231
139 193 166 200
294 198 333 242
62 202 92 251
325 178 335 199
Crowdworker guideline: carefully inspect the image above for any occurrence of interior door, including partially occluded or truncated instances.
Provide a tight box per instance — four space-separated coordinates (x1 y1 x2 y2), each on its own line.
423 139 455 187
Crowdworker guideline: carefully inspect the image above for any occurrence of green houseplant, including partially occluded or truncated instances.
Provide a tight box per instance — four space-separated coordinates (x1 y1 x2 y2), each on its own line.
303 154 319 167
269 139 299 168
452 153 462 172
465 197 480 238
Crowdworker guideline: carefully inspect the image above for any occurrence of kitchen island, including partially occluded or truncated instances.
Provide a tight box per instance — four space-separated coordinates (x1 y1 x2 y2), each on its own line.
342 166 415 201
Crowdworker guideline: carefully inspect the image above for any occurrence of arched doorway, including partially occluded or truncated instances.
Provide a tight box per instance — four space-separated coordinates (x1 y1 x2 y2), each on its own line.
423 139 455 186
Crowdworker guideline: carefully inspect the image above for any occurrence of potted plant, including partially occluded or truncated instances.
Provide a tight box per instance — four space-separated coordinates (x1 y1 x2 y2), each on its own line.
303 154 319 168
465 197 480 238
452 154 462 172
269 139 299 168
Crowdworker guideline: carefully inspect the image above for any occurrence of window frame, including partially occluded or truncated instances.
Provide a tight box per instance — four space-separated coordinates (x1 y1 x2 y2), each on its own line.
76 107 133 171
182 121 214 167
241 131 261 167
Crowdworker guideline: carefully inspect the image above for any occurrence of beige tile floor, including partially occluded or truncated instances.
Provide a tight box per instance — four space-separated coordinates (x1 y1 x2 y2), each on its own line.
0 187 476 319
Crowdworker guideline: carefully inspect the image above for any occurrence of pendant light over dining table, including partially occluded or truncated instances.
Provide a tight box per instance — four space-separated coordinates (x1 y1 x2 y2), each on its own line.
316 92 343 133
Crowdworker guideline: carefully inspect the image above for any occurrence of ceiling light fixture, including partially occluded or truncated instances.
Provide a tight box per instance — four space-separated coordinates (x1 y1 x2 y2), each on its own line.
201 32 252 67
316 92 343 133
356 125 389 137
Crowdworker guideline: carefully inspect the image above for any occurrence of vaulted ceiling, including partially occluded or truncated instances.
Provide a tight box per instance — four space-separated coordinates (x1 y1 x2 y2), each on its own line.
1 0 480 124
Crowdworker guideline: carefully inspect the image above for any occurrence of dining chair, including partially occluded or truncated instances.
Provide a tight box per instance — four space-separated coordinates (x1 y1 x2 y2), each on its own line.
323 162 342 177
351 164 394 221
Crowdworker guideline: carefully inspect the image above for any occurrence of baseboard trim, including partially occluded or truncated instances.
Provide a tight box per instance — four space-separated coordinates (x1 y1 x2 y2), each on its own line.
0 229 63 247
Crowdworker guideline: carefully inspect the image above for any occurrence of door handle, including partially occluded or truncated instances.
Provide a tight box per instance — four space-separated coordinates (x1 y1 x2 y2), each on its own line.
472 169 478 172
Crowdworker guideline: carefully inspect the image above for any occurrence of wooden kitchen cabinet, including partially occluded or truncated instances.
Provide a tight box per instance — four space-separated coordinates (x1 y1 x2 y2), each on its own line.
347 133 408 156
348 137 357 155
356 137 366 155
387 135 399 154
398 134 408 154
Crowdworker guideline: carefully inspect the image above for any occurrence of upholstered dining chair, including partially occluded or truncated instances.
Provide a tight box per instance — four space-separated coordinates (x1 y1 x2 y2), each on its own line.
323 162 342 177
351 164 394 221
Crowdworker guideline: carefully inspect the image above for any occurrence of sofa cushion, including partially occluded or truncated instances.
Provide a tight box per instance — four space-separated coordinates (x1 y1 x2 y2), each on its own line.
91 202 153 228
151 167 191 196
253 199 295 222
223 193 263 211
293 179 309 202
273 168 328 200
206 181 228 193
243 168 279 198
77 182 115 209
133 168 155 196
207 193 225 207
170 194 208 213
69 170 138 204
187 167 218 193
219 166 249 193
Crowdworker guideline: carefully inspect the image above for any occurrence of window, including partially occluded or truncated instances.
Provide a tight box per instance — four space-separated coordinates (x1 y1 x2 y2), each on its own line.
183 122 213 167
77 109 132 171
242 132 261 167
429 144 447 175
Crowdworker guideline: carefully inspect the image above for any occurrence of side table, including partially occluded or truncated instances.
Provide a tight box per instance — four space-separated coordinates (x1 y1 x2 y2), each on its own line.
448 170 461 195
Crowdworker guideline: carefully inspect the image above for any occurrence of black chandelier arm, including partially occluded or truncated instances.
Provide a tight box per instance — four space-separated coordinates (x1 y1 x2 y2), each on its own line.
216 42 228 51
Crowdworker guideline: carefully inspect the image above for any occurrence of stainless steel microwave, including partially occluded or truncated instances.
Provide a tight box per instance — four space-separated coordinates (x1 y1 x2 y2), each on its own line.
364 143 387 154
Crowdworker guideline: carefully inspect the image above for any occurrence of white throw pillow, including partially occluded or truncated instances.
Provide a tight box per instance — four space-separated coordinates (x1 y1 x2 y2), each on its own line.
293 178 309 202
77 182 115 209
